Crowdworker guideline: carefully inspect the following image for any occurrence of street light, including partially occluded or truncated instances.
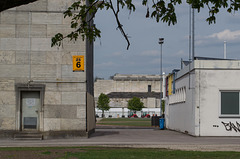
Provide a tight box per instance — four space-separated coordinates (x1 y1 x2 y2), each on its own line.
158 38 164 116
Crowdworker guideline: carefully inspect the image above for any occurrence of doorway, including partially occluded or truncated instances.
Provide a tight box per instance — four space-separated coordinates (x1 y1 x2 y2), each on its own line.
15 84 45 132
21 91 40 131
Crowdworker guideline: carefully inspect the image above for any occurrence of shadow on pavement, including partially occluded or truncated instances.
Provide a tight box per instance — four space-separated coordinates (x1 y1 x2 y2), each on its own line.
89 130 120 138
96 125 154 129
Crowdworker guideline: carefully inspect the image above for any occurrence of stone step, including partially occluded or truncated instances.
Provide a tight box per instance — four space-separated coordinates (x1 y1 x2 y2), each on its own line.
14 132 43 140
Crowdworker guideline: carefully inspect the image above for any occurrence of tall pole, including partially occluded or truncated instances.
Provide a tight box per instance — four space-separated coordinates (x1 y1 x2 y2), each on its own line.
192 8 195 59
159 38 164 116
224 41 227 59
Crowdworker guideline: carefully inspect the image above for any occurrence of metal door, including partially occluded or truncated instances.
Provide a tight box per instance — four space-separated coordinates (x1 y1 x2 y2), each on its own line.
21 91 40 131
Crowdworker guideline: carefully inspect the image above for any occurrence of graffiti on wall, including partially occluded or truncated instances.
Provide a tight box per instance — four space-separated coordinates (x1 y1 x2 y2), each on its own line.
222 121 240 132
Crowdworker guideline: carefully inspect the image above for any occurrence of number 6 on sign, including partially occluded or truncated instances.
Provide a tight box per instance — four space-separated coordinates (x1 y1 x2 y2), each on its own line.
76 62 81 68
72 55 84 72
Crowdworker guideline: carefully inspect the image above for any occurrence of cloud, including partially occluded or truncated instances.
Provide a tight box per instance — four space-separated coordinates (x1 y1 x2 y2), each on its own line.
226 13 240 24
111 52 123 56
104 51 124 57
140 50 159 56
194 30 240 48
150 58 160 64
95 62 115 68
133 0 143 7
208 29 240 41
175 50 187 56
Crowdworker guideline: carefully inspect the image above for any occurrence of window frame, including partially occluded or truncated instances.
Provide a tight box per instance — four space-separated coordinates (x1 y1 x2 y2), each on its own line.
219 90 240 118
148 85 151 93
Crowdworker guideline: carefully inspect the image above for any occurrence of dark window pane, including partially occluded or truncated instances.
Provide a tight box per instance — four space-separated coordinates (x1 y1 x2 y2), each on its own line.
221 92 239 115
148 85 151 92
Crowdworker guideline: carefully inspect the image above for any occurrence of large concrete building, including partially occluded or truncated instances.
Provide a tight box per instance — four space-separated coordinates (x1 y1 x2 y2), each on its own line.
166 57 240 136
0 0 95 139
95 74 165 117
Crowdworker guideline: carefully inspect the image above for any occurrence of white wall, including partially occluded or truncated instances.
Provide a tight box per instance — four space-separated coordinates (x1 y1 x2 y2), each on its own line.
166 72 197 136
198 69 240 136
167 59 240 136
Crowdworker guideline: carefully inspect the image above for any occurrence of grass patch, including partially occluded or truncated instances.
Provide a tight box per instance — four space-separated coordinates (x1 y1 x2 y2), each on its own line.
0 147 239 159
41 151 51 155
97 118 152 127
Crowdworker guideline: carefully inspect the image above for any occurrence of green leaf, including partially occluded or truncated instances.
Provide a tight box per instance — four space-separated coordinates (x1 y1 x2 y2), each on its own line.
52 0 240 49
142 0 148 6
128 97 144 112
97 93 110 111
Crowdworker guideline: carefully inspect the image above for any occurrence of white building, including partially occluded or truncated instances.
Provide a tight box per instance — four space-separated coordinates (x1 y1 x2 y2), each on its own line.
166 57 240 136
95 74 166 117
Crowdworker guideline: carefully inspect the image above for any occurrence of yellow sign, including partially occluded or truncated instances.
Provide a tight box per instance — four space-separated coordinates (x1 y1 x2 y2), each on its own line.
72 55 84 72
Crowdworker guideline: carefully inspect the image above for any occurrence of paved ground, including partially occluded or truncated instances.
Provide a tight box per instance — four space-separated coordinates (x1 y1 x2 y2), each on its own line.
1 128 240 151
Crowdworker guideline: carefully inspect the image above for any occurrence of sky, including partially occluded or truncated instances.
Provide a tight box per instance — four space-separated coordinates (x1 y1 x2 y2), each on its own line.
94 1 240 79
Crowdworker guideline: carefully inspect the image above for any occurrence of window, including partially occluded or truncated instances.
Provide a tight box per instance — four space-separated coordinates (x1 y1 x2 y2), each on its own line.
221 92 240 116
148 85 151 92
169 87 186 105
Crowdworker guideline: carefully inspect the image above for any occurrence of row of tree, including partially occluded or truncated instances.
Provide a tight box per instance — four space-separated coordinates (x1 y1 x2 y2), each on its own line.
97 93 144 117
97 93 165 117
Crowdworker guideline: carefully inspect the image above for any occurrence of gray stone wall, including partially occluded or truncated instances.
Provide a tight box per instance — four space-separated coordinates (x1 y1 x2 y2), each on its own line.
94 74 161 109
0 80 16 130
0 0 90 134
94 76 161 98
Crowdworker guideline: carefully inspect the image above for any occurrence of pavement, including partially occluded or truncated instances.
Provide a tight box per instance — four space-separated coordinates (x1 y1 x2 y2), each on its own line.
1 128 240 152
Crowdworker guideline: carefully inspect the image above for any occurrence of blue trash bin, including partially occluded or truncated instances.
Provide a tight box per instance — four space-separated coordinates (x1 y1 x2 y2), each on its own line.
159 118 165 130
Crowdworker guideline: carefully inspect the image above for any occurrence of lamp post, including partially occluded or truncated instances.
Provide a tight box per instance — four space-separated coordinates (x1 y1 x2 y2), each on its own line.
158 38 164 116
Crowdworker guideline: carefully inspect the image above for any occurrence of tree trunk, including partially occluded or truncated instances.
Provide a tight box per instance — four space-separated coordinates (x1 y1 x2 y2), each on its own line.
0 0 38 12
102 110 104 118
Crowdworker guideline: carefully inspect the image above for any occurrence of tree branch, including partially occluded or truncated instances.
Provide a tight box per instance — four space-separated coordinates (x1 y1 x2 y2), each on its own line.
109 0 131 50
87 0 104 23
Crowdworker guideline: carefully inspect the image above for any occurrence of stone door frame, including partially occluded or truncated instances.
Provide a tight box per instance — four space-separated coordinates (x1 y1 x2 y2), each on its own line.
15 84 45 131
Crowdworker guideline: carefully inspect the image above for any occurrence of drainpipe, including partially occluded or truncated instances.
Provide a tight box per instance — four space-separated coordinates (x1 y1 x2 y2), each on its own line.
188 5 192 90
28 11 32 83
198 62 201 136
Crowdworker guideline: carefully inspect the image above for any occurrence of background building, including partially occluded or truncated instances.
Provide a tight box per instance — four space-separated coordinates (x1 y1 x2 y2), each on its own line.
166 57 240 136
0 0 95 139
95 74 166 117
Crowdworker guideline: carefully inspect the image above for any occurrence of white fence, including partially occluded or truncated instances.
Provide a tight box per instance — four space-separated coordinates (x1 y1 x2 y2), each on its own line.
95 108 161 118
